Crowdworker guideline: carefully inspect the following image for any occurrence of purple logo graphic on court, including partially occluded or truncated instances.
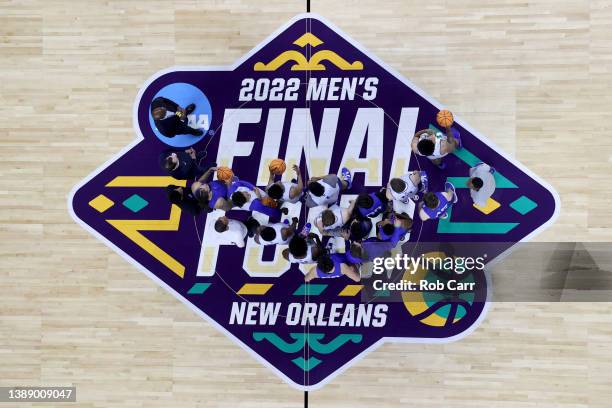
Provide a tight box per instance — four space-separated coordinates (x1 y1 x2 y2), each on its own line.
69 14 559 390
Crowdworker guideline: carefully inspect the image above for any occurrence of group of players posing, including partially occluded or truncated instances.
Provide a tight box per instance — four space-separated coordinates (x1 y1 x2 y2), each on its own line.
162 112 497 283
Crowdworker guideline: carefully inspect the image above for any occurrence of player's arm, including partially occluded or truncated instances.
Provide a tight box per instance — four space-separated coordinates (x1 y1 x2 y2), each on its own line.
385 186 394 201
309 234 322 247
266 169 275 188
304 267 317 282
282 248 290 261
418 204 430 221
289 164 303 199
344 200 357 221
190 183 200 195
440 125 460 153
314 217 326 234
282 222 298 240
197 166 217 183
346 199 357 214
341 264 361 282
215 198 232 212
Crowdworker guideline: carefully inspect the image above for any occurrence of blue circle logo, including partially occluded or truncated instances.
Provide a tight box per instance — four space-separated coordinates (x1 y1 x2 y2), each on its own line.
149 82 213 147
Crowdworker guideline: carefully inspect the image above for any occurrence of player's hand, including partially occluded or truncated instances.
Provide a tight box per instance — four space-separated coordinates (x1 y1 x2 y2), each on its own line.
292 164 299 173
209 167 218 172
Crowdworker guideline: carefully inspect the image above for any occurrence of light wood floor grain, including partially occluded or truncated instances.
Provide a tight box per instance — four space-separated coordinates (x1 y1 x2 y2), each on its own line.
1 0 611 406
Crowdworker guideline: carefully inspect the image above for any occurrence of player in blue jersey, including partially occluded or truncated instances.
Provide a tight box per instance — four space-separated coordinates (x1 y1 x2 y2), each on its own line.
352 190 389 219
304 252 361 282
190 166 232 212
418 182 458 221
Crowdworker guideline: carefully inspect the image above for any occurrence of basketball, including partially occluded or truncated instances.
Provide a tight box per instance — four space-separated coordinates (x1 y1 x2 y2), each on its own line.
268 159 286 175
436 109 454 128
216 166 233 182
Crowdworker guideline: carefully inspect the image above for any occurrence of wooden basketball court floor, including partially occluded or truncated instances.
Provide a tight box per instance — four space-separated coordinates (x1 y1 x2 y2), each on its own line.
1 0 611 406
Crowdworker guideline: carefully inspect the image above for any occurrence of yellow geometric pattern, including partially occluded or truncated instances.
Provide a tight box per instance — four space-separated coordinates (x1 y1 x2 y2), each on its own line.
106 204 185 278
237 283 274 295
89 194 114 213
293 32 323 47
254 32 363 71
338 285 364 297
106 176 186 188
473 197 501 215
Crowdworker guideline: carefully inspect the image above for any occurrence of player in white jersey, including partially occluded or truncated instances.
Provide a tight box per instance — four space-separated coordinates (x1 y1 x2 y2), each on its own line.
411 127 461 169
314 201 356 236
282 234 322 265
467 162 496 207
265 164 304 204
254 218 298 246
213 216 259 248
386 171 428 203
304 167 352 208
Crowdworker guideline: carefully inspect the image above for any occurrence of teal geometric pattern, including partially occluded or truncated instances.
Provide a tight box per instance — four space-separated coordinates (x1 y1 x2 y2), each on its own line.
253 332 363 354
292 357 322 371
187 282 211 295
293 284 327 296
122 194 149 213
438 207 519 234
445 176 517 189
305 333 362 354
510 195 538 215
253 332 363 372
253 332 303 353
374 289 390 297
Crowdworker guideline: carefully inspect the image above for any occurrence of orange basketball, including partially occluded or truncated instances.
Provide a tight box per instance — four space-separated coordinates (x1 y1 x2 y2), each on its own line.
216 166 233 182
260 196 278 208
268 159 286 175
436 109 454 128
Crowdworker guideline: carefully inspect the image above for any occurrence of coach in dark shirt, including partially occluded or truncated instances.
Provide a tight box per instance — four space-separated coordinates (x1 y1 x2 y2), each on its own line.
159 147 215 180
151 96 203 137
166 185 203 215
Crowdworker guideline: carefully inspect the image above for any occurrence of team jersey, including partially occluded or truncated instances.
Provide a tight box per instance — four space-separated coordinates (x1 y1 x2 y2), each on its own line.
422 192 451 220
389 171 428 203
318 205 346 231
208 180 228 210
259 223 291 246
356 191 387 218
419 132 448 160
315 253 348 279
280 181 303 204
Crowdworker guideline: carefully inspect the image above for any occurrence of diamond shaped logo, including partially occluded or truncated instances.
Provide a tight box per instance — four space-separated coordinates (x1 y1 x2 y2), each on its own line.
122 194 149 213
69 14 559 390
